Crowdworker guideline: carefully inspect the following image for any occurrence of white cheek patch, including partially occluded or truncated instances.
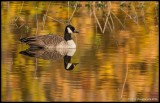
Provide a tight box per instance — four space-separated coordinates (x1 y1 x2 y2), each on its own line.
67 27 73 33
66 63 72 69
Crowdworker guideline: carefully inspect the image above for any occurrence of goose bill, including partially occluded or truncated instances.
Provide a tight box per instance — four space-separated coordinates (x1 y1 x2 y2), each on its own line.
73 30 79 33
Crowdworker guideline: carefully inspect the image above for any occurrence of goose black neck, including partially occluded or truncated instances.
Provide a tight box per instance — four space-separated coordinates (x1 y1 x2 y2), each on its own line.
64 33 72 41
64 55 72 70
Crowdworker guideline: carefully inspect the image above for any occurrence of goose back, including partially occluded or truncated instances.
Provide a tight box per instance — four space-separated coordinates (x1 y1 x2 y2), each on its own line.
20 34 67 48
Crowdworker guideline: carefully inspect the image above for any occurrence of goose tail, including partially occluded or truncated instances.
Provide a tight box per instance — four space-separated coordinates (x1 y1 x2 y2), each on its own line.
19 50 35 57
20 38 28 42
20 37 36 43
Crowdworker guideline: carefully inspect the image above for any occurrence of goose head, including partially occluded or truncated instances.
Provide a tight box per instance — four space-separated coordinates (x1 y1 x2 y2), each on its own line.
65 25 79 34
64 55 79 71
65 63 79 70
64 25 79 41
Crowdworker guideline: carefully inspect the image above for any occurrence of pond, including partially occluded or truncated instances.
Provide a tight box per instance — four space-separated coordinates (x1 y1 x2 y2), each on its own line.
1 1 159 102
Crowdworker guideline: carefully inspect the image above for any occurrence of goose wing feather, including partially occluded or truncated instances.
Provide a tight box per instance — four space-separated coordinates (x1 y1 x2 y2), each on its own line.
20 34 65 47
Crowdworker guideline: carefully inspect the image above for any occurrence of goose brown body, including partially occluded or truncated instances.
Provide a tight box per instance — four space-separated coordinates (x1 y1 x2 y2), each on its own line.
20 25 79 48
20 34 68 48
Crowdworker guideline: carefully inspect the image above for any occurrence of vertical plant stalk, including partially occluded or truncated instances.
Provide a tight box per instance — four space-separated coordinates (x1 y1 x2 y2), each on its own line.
155 2 158 23
96 23 97 34
93 1 112 34
15 1 24 22
110 13 115 30
34 58 38 79
111 11 125 29
107 19 119 48
68 1 70 22
14 22 19 28
7 1 10 10
132 3 138 24
102 11 111 33
68 2 78 24
108 21 113 32
141 5 146 24
35 5 38 78
93 2 103 33
121 63 129 100
90 1 92 17
19 1 24 14
123 14 128 26
102 1 111 33
43 2 51 30
36 7 38 36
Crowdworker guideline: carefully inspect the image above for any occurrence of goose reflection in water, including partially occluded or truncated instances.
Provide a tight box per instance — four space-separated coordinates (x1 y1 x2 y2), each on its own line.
19 47 79 70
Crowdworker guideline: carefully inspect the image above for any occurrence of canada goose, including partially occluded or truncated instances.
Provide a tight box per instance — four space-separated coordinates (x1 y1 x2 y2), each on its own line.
20 25 79 48
64 55 79 70
19 47 79 70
